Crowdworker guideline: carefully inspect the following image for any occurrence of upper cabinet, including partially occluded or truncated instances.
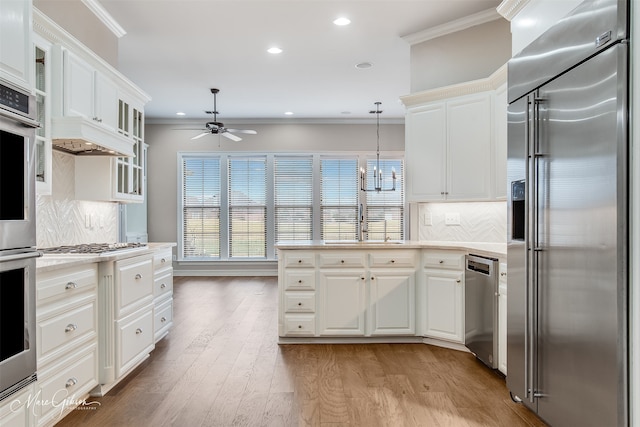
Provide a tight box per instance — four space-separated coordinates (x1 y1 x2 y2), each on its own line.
0 0 32 90
401 65 507 202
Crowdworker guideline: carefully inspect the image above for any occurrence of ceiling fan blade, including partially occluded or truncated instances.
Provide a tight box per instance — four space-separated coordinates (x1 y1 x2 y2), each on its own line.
221 131 242 142
226 129 257 135
191 132 209 140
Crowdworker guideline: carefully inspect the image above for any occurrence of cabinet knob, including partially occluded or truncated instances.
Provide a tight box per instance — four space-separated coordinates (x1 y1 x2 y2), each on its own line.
298 325 303 329
161 258 167 263
65 377 78 388
500 272 507 276
439 260 444 264
161 317 167 323
65 282 77 290
297 302 302 306
136 328 143 335
160 283 166 289
65 323 78 333
390 259 395 263
135 273 142 280
456 279 461 283
340 260 345 264
361 277 365 280
298 280 303 284
298 259 303 264
371 276 375 280
441 191 445 195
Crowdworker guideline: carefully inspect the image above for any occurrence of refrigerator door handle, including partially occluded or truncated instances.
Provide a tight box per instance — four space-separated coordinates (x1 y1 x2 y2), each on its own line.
524 95 532 402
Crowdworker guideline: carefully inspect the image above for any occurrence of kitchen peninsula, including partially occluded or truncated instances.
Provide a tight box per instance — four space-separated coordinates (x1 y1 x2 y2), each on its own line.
276 240 506 360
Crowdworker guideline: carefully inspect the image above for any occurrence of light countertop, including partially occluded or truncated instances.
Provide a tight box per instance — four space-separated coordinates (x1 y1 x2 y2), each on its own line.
36 242 176 273
275 240 506 259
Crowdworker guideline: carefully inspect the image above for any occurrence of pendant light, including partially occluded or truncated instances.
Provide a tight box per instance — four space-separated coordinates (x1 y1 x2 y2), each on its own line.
360 102 396 192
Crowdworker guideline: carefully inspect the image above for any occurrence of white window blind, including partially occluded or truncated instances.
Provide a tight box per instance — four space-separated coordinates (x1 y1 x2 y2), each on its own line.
228 156 267 258
320 157 358 241
274 156 313 242
365 158 404 241
182 157 221 258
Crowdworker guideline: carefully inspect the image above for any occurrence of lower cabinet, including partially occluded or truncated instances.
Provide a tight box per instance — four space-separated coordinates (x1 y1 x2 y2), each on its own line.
318 270 367 336
423 269 464 343
152 247 174 342
0 383 35 427
368 270 415 335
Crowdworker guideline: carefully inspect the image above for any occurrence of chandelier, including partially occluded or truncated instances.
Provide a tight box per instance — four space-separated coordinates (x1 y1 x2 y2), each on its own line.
360 102 396 192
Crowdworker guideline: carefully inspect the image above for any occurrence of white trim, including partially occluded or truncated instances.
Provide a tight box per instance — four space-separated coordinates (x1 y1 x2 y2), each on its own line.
400 63 507 107
497 0 530 21
80 0 126 38
147 117 405 126
401 8 502 46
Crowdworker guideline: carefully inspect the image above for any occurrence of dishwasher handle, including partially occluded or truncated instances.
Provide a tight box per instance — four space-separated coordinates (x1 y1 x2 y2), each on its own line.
465 254 497 276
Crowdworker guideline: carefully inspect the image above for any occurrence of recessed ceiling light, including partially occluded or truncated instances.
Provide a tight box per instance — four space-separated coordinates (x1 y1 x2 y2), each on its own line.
176 112 186 116
333 17 351 26
267 47 283 54
355 62 373 69
284 111 294 115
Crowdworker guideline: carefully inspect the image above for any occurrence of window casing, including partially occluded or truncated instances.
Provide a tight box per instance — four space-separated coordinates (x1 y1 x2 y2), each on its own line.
178 152 404 261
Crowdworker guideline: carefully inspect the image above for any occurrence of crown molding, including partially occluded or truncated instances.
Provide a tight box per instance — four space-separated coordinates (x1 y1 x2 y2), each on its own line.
81 0 126 38
497 0 531 21
147 117 405 126
400 64 507 107
401 8 502 45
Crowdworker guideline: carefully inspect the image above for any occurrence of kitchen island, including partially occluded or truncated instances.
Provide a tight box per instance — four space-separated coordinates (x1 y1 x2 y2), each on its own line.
276 240 506 355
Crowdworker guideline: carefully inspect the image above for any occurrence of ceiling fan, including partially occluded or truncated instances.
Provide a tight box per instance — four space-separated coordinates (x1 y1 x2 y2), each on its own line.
190 88 257 142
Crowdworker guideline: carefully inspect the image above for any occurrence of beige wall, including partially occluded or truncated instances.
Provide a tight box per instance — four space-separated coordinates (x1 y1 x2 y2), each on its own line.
145 122 405 244
34 0 118 66
410 19 511 93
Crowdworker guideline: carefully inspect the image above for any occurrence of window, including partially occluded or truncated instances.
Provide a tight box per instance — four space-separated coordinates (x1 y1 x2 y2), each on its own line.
178 152 404 261
274 156 313 242
364 159 404 241
320 157 358 241
182 156 221 258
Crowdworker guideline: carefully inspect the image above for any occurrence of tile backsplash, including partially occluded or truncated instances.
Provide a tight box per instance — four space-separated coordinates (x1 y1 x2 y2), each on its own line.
417 201 506 243
36 151 118 248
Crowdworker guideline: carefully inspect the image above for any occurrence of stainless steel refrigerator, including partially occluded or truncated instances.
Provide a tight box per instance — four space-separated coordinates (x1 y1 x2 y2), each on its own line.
506 0 629 426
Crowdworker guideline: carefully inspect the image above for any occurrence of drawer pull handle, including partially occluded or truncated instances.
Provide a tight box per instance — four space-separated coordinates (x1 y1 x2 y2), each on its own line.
135 274 142 280
65 324 78 333
160 283 166 289
500 272 507 276
439 260 444 264
136 328 143 335
456 280 461 283
65 377 78 388
161 317 167 323
161 258 167 263
65 282 77 290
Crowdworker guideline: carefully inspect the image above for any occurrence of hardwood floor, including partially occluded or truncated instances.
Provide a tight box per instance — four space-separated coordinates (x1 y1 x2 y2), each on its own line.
58 276 547 427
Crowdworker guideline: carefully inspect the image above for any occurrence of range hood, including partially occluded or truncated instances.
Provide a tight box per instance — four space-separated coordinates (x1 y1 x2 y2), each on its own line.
52 116 135 157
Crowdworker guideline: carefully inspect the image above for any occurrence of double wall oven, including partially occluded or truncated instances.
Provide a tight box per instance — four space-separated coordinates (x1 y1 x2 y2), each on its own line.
0 79 40 401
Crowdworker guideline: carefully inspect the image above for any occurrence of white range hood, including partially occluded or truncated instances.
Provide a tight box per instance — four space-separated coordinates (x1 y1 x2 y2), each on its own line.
52 116 135 157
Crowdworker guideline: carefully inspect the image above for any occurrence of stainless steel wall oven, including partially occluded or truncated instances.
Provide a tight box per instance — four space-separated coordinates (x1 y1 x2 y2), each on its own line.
0 78 40 401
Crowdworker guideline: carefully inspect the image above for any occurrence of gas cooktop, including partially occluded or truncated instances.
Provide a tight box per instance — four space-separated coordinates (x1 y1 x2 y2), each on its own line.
39 242 147 255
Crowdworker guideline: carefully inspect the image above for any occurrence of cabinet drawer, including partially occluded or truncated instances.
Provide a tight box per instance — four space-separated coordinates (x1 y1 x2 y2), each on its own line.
38 300 97 361
283 315 316 336
116 255 154 311
369 250 417 268
154 270 173 298
154 298 173 335
283 270 315 291
284 292 316 313
423 251 465 269
38 345 97 419
318 252 365 268
153 248 173 272
117 306 154 376
37 264 98 304
283 252 316 268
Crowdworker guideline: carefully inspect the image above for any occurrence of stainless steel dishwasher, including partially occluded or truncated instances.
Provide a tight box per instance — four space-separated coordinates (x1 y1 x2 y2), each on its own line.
464 253 499 369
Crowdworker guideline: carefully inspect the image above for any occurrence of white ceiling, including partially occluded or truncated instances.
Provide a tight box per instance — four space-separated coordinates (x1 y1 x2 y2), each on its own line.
99 0 501 122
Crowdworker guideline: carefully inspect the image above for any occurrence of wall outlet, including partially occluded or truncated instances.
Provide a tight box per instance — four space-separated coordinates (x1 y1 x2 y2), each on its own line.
422 211 433 226
445 212 460 225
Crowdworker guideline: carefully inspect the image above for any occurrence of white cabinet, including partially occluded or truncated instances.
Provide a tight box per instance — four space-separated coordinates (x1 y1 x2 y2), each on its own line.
368 270 415 335
0 0 32 89
152 246 174 342
33 34 53 195
35 263 99 425
421 251 465 343
63 51 118 131
95 253 154 396
493 82 508 200
401 66 506 202
0 383 35 427
498 262 507 374
279 251 317 336
318 270 367 336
